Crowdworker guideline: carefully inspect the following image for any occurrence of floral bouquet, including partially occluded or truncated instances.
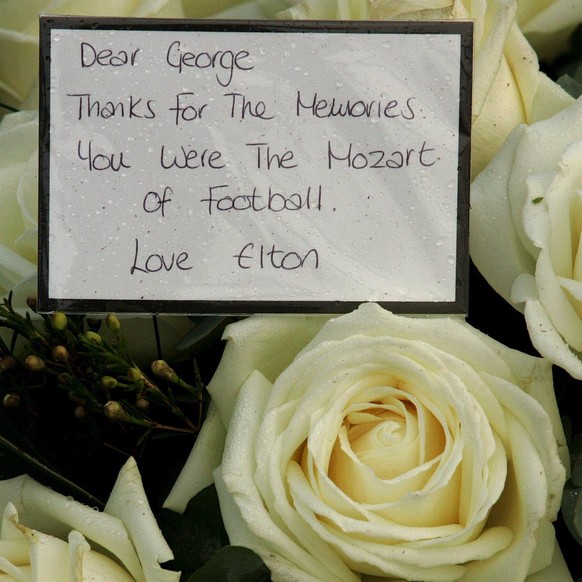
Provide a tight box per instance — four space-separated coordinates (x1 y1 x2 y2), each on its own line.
1 0 582 581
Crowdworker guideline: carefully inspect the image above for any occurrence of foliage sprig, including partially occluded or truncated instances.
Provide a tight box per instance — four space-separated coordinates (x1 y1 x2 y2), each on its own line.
0 292 205 496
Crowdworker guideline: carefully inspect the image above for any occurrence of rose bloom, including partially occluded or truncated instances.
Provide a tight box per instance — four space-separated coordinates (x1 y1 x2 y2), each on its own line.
471 97 582 382
165 303 570 581
0 111 37 296
0 0 185 112
0 457 179 581
517 0 582 61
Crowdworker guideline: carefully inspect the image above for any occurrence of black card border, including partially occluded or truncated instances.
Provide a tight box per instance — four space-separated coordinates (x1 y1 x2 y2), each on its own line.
38 16 473 315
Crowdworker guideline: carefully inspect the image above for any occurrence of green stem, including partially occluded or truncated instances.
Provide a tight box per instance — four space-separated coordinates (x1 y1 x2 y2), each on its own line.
0 102 19 113
0 434 105 509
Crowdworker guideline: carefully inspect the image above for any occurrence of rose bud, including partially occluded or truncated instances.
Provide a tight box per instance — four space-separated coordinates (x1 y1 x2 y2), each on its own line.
24 355 45 372
52 345 69 362
104 401 127 420
50 311 68 331
101 376 118 390
84 331 103 344
106 313 121 331
151 360 178 383
3 393 21 408
0 355 17 372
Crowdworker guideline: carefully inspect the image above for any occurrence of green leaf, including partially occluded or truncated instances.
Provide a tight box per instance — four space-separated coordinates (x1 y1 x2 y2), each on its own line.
176 317 232 351
186 546 271 582
557 74 582 99
158 484 229 577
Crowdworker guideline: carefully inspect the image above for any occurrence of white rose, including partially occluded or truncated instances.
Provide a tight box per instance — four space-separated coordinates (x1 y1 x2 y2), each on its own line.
0 0 186 112
256 0 574 177
517 0 582 61
0 111 37 297
166 303 570 582
180 0 267 19
471 97 582 381
0 457 179 581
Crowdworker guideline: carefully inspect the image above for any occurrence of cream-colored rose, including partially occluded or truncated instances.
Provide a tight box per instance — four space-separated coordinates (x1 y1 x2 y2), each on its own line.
0 457 179 581
256 0 574 177
0 111 37 297
166 303 570 582
517 0 582 61
0 0 186 112
180 0 267 18
471 97 582 381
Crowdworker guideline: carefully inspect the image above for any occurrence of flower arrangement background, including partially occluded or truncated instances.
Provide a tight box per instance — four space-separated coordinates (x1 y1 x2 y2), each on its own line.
1 0 582 581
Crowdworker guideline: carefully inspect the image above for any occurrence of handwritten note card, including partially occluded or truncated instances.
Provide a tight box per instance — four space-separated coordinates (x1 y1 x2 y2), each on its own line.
38 18 472 314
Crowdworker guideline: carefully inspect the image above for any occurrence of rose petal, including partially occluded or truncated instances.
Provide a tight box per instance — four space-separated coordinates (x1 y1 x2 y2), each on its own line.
510 100 582 236
0 559 30 580
104 457 179 582
470 126 537 303
546 144 582 276
518 0 582 60
0 29 38 106
289 463 513 579
163 402 226 512
535 250 582 351
182 0 261 18
0 474 142 581
523 297 582 380
525 539 573 581
0 244 36 296
206 314 328 428
460 414 556 581
0 540 28 565
204 0 267 18
68 530 135 582
0 112 38 259
25 530 69 581
218 370 356 582
264 0 369 19
529 70 575 122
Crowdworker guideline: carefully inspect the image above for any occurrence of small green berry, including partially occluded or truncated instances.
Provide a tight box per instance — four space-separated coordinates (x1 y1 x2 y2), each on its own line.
104 401 127 420
51 311 68 331
101 376 118 390
106 313 121 331
84 331 103 344
127 367 144 382
0 355 17 372
24 355 45 372
52 345 69 362
3 393 21 408
74 405 88 419
136 397 150 411
58 373 73 385
151 360 178 383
